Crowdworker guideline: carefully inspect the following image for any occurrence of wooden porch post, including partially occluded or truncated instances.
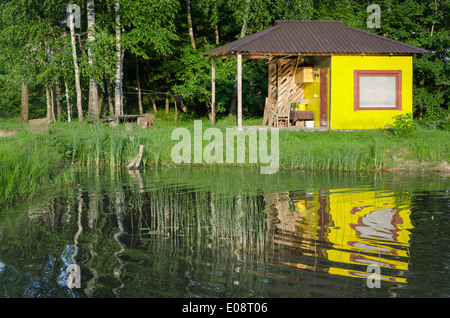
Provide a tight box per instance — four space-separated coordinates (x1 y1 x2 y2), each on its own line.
211 58 216 125
237 53 243 130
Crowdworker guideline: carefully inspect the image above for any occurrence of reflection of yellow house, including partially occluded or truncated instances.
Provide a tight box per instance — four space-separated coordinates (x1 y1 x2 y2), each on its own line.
325 190 412 283
285 188 413 283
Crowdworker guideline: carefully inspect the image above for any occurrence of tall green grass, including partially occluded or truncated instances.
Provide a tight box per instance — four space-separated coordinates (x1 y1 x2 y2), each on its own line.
51 120 175 169
0 116 448 206
0 134 63 205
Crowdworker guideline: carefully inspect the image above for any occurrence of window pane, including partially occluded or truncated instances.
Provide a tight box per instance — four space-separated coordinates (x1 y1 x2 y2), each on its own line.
359 76 396 108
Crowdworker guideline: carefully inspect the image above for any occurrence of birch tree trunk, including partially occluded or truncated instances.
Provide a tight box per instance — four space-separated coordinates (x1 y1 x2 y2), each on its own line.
215 24 220 45
65 78 71 122
56 77 62 121
213 4 219 45
45 83 52 123
21 81 29 123
50 84 57 122
114 0 123 117
87 1 98 120
106 74 114 115
430 0 439 36
69 12 83 122
240 0 251 39
187 0 196 49
136 55 143 115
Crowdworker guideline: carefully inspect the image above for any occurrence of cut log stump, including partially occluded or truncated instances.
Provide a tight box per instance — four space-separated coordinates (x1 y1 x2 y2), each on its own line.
128 144 144 169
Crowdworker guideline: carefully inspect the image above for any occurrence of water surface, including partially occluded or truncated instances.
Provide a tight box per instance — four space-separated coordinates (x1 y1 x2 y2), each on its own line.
0 168 448 298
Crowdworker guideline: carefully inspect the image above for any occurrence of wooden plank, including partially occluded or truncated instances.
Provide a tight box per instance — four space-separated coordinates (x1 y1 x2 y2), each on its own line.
262 97 271 126
289 83 305 103
268 62 278 127
275 58 300 117
281 57 300 116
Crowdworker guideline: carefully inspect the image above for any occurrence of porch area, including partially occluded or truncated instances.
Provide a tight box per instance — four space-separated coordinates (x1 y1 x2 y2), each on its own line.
208 54 330 130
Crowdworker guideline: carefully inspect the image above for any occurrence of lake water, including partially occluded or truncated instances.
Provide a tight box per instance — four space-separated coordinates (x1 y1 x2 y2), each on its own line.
0 167 448 298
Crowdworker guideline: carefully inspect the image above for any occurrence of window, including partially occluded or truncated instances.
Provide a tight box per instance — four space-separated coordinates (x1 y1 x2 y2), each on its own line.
354 70 402 110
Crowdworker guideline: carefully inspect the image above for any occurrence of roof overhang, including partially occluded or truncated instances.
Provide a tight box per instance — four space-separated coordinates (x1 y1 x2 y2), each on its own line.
203 51 419 60
202 20 428 59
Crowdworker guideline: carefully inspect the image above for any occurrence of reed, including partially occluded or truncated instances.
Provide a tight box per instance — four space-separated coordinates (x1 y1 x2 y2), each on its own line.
0 116 448 206
0 134 63 205
43 118 450 172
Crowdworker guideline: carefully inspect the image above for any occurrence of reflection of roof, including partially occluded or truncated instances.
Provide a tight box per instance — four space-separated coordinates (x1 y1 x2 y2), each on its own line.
202 20 428 57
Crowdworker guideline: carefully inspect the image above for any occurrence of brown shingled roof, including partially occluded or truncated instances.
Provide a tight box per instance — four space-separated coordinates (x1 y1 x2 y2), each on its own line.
202 20 428 57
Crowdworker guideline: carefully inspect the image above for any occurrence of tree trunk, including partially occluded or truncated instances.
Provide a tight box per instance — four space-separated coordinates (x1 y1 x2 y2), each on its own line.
151 97 157 114
165 96 169 115
215 23 220 45
56 77 63 121
69 13 83 122
97 83 104 116
213 4 219 45
21 81 29 123
136 55 143 115
50 84 57 122
114 0 123 117
106 74 114 115
87 1 98 120
174 99 178 122
430 0 439 36
240 0 251 39
65 78 71 122
187 0 196 49
45 83 52 123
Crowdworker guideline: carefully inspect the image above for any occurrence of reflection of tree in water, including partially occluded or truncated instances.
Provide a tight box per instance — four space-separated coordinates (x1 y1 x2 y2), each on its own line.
13 169 416 295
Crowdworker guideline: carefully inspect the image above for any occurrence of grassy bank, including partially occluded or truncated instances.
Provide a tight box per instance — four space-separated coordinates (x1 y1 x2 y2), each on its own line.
1 114 448 206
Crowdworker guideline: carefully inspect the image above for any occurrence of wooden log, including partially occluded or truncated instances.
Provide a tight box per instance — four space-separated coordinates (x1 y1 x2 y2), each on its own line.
281 57 300 117
262 97 271 126
267 62 278 127
127 144 144 169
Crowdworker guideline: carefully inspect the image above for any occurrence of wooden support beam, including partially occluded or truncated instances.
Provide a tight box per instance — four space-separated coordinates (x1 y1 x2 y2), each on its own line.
237 53 243 130
211 58 216 125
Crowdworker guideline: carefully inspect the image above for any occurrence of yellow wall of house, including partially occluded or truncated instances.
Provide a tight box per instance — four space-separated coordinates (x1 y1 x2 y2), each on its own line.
330 55 413 129
303 71 321 126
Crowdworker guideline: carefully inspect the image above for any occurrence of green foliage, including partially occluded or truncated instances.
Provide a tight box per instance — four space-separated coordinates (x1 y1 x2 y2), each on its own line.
0 0 447 121
390 113 416 137
0 134 64 205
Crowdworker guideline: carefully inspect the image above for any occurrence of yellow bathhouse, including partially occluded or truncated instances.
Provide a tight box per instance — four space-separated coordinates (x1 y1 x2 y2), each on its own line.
203 20 428 130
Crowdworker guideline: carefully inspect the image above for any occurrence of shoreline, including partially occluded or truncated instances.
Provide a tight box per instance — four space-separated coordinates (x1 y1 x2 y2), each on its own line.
1 118 448 206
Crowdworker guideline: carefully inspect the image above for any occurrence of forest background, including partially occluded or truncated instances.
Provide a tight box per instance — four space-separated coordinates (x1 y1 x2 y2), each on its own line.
0 0 448 124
